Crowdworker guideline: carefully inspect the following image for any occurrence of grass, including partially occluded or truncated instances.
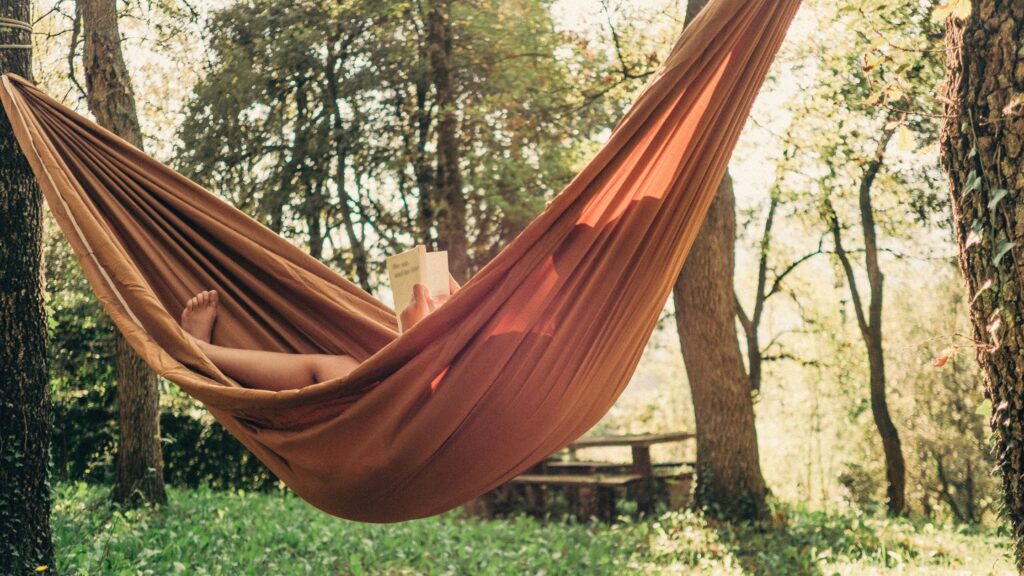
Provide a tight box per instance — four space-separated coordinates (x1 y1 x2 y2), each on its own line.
51 482 1014 575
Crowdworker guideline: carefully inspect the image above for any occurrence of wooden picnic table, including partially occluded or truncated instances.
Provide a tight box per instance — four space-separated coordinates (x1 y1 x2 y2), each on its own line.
463 431 695 521
562 432 695 514
567 431 695 449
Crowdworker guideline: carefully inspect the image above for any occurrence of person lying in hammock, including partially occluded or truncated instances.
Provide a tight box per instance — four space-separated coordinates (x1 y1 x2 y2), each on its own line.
179 277 460 392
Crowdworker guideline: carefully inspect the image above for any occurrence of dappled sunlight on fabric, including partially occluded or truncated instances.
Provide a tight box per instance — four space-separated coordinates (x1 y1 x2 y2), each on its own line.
576 57 732 229
489 254 561 337
429 366 449 393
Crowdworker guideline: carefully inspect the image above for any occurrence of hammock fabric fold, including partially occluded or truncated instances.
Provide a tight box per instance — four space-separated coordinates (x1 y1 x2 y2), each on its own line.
0 0 800 522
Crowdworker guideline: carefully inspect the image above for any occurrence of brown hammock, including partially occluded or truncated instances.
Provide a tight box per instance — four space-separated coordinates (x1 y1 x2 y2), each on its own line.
0 0 801 522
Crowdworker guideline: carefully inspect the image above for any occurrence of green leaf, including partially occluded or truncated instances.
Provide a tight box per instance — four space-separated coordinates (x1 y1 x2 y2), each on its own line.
350 554 364 576
976 398 992 418
989 188 1010 209
993 241 1017 265
964 170 982 194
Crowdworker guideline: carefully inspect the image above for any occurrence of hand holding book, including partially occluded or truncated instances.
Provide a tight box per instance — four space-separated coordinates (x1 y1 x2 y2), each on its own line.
398 275 461 331
387 245 460 332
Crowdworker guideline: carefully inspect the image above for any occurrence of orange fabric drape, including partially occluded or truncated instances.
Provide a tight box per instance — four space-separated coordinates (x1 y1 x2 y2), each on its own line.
0 0 801 522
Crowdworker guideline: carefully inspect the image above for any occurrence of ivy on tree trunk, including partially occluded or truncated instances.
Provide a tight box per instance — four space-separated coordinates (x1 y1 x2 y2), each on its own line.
939 0 1024 567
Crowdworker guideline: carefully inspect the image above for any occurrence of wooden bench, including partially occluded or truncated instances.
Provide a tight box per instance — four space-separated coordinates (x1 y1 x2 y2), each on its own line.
509 473 642 486
508 473 643 522
544 461 628 472
545 460 694 473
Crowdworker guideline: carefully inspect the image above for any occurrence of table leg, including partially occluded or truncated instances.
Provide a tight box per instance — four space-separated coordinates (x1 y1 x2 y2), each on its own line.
632 445 654 516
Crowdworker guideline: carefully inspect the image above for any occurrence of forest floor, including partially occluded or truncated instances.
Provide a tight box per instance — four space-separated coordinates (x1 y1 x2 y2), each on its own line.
51 482 1013 575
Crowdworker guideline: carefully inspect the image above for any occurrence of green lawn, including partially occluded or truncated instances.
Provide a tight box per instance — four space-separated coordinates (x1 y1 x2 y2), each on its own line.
51 483 1014 575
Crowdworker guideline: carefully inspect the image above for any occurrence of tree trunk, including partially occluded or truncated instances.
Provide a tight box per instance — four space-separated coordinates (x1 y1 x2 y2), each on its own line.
110 334 165 506
859 135 906 517
736 194 778 393
0 1 55 570
868 330 905 514
674 172 769 521
671 0 768 521
939 2 1024 566
80 0 166 507
413 72 435 249
427 0 468 281
323 56 372 291
826 123 906 516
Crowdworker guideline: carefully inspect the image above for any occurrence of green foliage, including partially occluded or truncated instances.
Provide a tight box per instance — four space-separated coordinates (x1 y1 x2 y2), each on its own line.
45 220 119 483
785 0 948 237
888 273 1000 524
175 0 628 277
731 0 997 521
44 219 274 491
158 394 278 491
52 484 1014 574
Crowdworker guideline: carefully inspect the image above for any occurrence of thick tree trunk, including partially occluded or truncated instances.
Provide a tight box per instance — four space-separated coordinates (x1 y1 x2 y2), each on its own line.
0 1 55 570
110 335 165 505
427 0 468 281
939 2 1024 566
674 173 768 520
671 0 768 522
80 0 166 507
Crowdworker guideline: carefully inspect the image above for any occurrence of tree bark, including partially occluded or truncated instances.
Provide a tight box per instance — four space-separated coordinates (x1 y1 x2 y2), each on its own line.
427 0 468 281
0 0 55 570
939 1 1024 566
674 170 769 520
80 0 166 507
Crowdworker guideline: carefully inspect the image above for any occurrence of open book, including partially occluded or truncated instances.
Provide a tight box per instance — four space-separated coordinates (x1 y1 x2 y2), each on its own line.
386 245 450 332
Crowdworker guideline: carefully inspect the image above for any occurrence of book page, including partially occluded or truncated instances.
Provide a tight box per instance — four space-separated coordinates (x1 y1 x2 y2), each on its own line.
386 245 426 332
386 246 450 332
422 250 449 298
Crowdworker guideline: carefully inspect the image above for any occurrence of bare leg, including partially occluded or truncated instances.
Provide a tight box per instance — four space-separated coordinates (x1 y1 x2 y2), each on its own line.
181 290 359 391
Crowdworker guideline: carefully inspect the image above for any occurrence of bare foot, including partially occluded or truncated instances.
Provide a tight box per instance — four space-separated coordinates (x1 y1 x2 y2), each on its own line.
181 290 219 343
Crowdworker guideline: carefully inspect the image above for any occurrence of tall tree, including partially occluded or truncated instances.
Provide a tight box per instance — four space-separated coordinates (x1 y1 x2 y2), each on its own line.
939 0 1024 565
672 0 768 520
774 0 945 516
427 0 467 281
822 120 906 515
79 0 166 507
0 0 55 570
